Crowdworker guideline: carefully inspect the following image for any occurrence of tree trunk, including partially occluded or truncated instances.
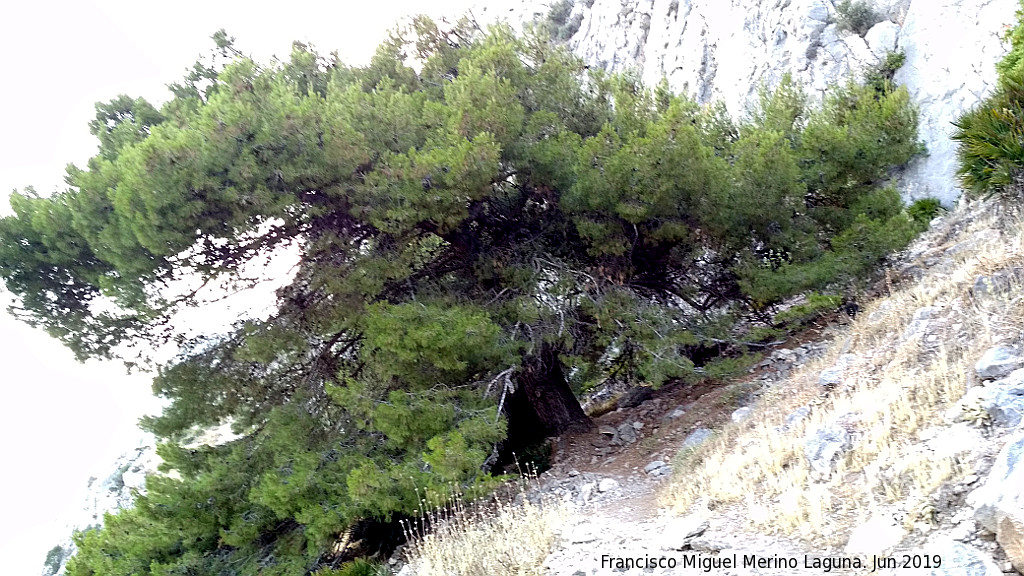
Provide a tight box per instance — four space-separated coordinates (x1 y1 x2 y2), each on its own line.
504 343 591 449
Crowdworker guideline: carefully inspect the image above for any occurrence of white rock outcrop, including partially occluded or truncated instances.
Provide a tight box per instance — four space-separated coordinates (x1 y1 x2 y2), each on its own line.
473 0 1018 206
894 0 1017 205
967 431 1024 572
43 444 160 575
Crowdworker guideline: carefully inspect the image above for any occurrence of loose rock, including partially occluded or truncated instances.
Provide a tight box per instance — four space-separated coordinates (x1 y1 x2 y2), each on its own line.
975 346 1024 381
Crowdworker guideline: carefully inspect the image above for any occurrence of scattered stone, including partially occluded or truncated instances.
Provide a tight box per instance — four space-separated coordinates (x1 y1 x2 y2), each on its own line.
579 482 595 505
644 460 667 474
658 515 710 550
598 425 616 436
597 478 619 493
976 346 1024 381
972 268 1024 298
682 428 713 450
784 406 812 429
613 423 638 444
666 407 685 420
904 306 940 340
632 421 644 431
567 469 579 477
731 406 752 423
804 425 852 477
819 354 857 387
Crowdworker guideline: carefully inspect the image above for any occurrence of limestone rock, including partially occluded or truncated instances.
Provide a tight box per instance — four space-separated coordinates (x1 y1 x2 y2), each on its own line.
658 514 709 550
972 267 1024 298
804 425 852 476
731 406 752 423
894 0 1017 206
613 422 638 444
961 368 1024 427
644 459 672 476
904 306 940 340
598 478 619 493
45 444 160 576
967 431 1024 571
784 405 812 430
819 354 857 386
975 346 1024 381
682 427 713 449
664 407 685 421
865 20 900 58
644 460 667 473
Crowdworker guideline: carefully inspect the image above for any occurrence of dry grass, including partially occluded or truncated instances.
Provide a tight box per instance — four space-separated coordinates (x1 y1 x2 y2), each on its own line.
401 481 572 576
660 198 1024 544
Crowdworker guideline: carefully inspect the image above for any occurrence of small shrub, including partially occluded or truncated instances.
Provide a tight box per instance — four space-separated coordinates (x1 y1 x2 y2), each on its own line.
585 394 621 417
952 67 1024 196
547 0 573 27
907 197 943 226
744 325 785 343
997 0 1024 80
774 293 843 326
556 12 584 41
864 50 906 95
835 0 881 36
702 353 762 380
516 440 553 473
42 545 65 576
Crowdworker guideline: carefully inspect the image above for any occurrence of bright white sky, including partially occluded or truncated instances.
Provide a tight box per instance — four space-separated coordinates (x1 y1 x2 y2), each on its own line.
0 1 485 573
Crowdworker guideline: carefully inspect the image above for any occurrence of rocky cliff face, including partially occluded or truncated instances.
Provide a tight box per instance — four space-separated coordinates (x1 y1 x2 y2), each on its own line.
473 0 1017 206
42 423 237 576
42 444 159 576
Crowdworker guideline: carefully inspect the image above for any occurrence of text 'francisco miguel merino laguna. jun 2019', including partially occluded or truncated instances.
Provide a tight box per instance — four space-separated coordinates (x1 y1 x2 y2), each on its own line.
599 552 945 572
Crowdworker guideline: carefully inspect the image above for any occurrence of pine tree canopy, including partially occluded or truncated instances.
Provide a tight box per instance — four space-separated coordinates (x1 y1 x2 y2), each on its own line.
0 18 923 575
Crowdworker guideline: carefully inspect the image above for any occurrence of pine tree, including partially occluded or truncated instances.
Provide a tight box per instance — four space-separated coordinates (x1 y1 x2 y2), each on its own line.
1 20 922 575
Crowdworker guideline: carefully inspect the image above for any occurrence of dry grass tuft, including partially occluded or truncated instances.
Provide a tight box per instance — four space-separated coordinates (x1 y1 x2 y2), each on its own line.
660 198 1024 544
401 479 572 576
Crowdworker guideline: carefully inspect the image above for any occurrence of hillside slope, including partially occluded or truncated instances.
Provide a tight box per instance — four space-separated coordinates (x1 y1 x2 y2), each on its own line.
401 197 1024 576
